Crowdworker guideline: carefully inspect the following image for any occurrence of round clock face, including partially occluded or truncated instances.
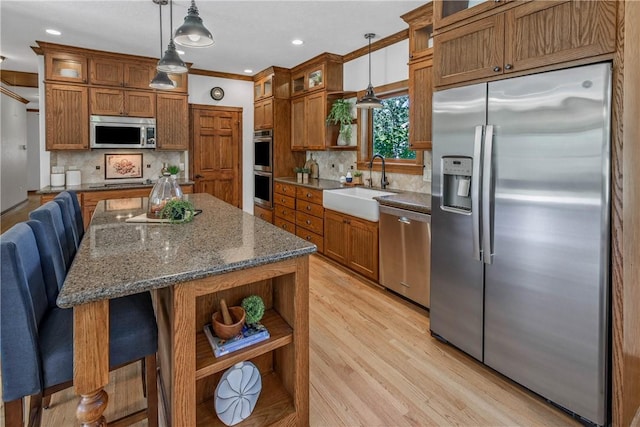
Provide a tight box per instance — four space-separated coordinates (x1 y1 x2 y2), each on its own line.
210 87 224 100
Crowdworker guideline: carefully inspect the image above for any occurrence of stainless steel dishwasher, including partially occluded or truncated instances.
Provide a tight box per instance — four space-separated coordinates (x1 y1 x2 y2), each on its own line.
379 204 431 308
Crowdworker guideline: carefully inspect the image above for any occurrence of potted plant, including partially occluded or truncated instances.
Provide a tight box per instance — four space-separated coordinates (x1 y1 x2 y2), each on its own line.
326 99 354 146
159 199 196 223
352 170 363 185
241 295 265 325
294 167 303 183
167 165 180 179
301 168 310 184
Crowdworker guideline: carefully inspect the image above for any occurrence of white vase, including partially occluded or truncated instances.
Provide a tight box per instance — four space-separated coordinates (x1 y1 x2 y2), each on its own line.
337 133 349 146
215 361 262 426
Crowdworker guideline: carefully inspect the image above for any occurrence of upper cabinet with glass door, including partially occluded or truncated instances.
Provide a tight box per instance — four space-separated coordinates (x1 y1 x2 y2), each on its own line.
401 3 434 63
254 67 290 101
45 51 88 84
290 54 343 97
434 0 509 30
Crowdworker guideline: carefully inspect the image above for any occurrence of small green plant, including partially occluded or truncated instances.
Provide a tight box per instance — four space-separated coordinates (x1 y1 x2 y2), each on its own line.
353 171 363 177
160 199 195 223
167 165 180 175
294 167 303 173
241 295 265 324
301 168 310 174
326 99 354 142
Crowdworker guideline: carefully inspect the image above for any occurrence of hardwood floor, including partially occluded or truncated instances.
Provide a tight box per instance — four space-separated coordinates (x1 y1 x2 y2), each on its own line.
0 193 40 233
0 196 578 426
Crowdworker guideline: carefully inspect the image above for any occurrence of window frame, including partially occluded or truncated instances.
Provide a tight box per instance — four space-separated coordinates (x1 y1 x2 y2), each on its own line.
356 80 424 175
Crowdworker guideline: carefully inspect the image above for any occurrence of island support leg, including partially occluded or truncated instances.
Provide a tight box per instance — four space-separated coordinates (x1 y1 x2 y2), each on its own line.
74 300 110 426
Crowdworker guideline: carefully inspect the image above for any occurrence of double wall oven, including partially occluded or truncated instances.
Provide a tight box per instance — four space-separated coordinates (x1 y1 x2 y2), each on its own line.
253 130 273 208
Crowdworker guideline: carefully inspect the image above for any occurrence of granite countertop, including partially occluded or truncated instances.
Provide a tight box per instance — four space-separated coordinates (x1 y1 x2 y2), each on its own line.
274 177 344 191
374 191 432 214
57 193 316 308
38 179 195 194
275 176 431 213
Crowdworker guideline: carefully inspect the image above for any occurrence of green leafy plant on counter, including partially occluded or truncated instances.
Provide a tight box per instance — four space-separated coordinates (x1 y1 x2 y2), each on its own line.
167 165 180 175
326 99 354 142
241 295 265 325
301 168 310 174
160 199 195 223
294 167 303 173
353 171 363 177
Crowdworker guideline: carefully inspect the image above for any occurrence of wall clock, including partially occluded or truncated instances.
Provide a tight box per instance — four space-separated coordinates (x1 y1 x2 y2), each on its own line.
210 87 225 101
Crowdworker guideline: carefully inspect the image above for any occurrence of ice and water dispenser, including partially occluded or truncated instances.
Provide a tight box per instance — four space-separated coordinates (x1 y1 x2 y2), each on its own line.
441 157 472 213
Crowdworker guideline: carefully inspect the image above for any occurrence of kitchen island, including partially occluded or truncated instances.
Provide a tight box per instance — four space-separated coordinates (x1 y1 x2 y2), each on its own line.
58 193 316 426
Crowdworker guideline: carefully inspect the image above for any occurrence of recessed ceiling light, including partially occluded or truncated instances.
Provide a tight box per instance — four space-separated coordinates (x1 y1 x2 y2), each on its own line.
244 69 253 74
46 29 61 36
176 49 185 55
291 39 304 46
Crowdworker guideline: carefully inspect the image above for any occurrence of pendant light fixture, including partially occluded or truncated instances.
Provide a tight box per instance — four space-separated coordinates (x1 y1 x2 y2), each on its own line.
174 0 214 48
356 33 383 109
157 0 188 74
150 0 176 89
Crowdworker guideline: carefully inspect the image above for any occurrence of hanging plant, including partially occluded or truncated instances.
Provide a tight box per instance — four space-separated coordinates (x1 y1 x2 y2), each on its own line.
326 99 354 142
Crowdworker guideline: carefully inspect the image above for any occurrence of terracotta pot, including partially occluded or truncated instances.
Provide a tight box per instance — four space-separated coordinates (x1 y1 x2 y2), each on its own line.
212 306 245 339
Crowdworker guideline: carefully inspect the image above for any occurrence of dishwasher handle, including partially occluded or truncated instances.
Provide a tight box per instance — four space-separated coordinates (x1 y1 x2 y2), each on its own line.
379 204 430 224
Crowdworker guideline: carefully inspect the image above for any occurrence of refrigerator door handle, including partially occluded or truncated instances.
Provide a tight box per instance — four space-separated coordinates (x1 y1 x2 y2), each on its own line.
471 125 484 261
482 124 494 264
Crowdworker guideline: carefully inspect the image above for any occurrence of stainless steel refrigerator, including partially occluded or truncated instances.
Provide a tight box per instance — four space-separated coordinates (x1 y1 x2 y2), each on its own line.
430 62 611 426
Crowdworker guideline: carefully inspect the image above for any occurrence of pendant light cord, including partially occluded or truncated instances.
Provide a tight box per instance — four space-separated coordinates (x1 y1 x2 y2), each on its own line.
159 3 163 57
170 0 174 42
368 36 372 85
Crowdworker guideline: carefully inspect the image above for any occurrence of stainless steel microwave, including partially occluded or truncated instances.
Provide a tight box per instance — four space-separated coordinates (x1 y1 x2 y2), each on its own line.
90 115 156 149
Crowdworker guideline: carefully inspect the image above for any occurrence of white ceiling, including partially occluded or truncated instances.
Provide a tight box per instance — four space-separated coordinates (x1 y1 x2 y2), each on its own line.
1 0 424 78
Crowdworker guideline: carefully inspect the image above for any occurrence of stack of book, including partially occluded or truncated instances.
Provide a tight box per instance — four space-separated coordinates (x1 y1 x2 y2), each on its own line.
204 322 270 358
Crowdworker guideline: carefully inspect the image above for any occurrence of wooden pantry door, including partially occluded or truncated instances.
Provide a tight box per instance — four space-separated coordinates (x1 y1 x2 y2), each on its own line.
190 105 242 208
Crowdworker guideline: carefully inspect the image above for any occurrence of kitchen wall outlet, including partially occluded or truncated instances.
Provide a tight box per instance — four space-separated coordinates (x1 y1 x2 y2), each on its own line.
95 165 100 170
338 164 344 173
179 163 185 171
146 164 151 168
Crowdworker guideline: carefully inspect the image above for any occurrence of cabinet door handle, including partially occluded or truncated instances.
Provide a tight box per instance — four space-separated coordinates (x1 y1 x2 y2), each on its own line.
504 64 513 70
306 220 311 225
306 193 312 198
306 236 312 241
306 206 311 211
493 66 501 72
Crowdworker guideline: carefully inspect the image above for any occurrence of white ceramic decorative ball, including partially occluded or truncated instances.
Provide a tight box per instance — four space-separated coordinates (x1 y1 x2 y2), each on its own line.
214 361 262 426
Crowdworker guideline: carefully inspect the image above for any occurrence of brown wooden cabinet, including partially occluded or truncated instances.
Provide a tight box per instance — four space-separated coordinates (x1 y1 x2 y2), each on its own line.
290 55 344 151
156 93 189 150
38 41 190 151
402 3 434 63
324 209 379 281
403 2 434 150
433 0 617 88
45 84 89 150
90 87 155 117
273 182 326 254
408 59 433 150
295 186 324 253
291 91 342 151
434 0 506 31
254 98 274 130
90 58 156 89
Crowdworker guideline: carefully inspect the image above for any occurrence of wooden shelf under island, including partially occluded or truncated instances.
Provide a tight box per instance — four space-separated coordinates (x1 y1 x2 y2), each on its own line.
57 193 315 426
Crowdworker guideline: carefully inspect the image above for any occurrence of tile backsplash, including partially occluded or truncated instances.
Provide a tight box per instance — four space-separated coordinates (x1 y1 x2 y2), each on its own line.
308 151 432 194
51 150 185 184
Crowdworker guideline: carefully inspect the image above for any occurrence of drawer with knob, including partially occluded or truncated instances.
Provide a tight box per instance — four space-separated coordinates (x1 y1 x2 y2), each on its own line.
275 205 296 223
296 200 324 219
296 228 324 253
274 216 296 233
296 211 323 236
275 193 296 210
296 187 323 205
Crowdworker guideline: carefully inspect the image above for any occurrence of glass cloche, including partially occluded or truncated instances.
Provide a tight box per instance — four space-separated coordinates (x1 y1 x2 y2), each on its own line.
147 172 184 218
